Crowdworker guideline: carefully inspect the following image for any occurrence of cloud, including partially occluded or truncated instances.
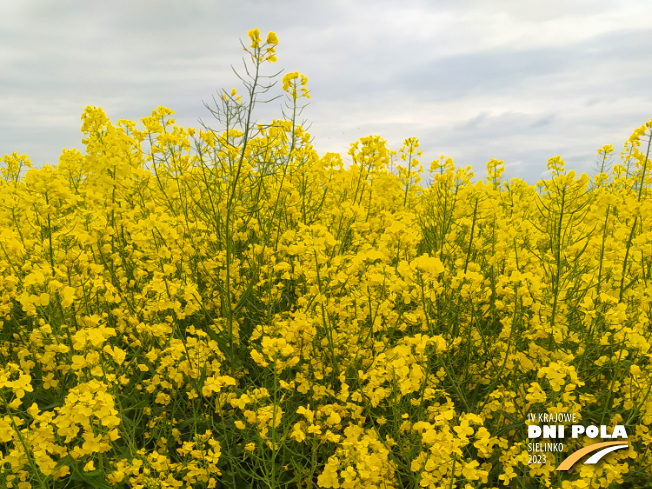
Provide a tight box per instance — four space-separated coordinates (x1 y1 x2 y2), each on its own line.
1 0 651 183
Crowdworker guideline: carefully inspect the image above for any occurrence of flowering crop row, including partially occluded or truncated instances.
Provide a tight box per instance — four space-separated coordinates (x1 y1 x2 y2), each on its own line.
0 29 651 489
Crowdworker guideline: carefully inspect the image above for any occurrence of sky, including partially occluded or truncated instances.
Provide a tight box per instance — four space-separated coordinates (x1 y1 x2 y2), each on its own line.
2 0 652 185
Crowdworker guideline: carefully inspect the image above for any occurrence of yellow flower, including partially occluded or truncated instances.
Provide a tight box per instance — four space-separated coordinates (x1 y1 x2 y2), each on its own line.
247 28 261 48
266 32 278 45
453 420 474 438
60 286 76 307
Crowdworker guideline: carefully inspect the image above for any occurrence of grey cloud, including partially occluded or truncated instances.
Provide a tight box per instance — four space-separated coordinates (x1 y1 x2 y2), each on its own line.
2 0 652 184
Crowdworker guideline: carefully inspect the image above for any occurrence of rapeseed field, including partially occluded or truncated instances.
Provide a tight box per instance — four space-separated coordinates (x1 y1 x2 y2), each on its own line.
0 29 650 489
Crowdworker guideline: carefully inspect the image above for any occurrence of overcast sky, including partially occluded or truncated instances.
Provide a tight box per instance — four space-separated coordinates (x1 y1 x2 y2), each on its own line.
2 0 652 185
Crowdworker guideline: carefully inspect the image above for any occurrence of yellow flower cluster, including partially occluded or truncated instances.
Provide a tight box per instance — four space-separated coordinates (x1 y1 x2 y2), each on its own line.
246 28 278 63
1 29 651 489
282 71 310 99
